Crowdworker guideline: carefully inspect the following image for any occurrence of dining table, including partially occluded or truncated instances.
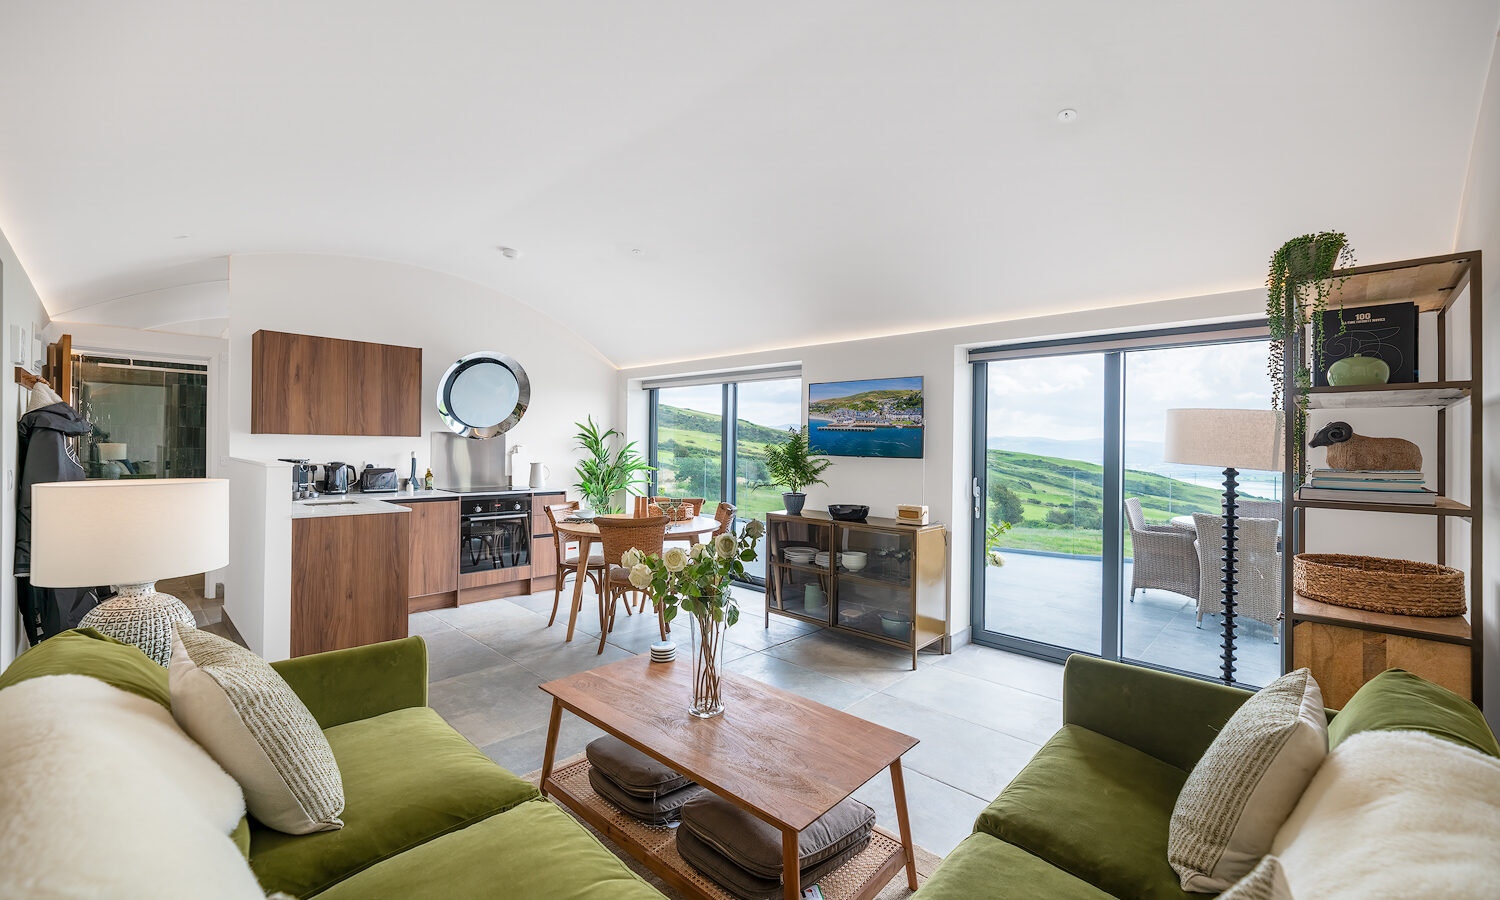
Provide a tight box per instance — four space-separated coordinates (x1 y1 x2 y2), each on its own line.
552 514 723 643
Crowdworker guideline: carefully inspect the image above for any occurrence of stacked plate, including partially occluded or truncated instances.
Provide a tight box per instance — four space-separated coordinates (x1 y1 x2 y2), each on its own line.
814 551 832 568
650 641 676 664
783 547 817 565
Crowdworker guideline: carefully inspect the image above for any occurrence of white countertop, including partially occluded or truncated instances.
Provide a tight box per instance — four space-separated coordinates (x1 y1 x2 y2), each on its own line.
290 495 411 519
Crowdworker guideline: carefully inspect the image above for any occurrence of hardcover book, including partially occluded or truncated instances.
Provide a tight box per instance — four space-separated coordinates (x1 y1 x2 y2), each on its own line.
1314 301 1418 385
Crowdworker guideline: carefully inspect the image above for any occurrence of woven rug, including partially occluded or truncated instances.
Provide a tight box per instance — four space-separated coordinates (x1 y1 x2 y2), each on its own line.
524 754 941 899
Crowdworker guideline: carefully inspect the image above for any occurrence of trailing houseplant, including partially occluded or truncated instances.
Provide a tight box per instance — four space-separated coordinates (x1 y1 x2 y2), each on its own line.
572 416 653 513
760 426 832 515
1265 232 1356 479
625 520 763 718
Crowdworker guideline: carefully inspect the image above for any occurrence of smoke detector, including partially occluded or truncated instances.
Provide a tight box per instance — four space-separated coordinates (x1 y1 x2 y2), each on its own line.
1057 108 1078 123
497 246 520 259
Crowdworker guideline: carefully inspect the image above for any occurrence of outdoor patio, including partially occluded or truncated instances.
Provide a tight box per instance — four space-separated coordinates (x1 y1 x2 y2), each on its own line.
983 550 1282 687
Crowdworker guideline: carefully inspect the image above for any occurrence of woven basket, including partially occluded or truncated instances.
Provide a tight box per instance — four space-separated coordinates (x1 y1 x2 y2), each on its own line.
1293 553 1466 617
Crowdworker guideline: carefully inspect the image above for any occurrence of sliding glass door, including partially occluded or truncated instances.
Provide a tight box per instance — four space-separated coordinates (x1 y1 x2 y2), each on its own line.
649 376 801 586
971 326 1283 686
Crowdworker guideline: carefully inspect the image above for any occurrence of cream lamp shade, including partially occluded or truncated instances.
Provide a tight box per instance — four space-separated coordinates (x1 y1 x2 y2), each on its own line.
29 478 229 588
97 442 128 461
1163 409 1284 472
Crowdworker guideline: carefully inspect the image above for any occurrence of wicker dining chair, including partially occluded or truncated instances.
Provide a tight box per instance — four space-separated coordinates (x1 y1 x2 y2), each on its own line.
594 514 670 654
1192 513 1282 642
543 502 608 629
1124 498 1199 602
711 501 736 536
651 496 704 516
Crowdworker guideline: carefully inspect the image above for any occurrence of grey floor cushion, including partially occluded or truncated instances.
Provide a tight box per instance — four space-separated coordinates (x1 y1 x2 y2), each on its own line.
588 768 703 825
587 735 694 797
677 792 875 900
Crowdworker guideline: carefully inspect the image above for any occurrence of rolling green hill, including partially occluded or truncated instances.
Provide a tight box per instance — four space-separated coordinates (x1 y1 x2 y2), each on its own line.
654 406 793 517
808 389 921 414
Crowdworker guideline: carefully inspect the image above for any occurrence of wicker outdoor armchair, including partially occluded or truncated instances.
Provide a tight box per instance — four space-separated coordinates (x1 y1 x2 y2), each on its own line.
1124 498 1199 602
1191 512 1282 642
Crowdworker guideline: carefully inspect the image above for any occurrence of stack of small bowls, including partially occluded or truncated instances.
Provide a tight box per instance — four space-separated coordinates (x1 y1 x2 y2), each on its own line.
650 641 676 664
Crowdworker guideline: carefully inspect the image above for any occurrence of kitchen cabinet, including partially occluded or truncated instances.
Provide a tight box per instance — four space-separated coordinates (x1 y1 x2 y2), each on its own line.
291 512 409 656
252 330 422 436
393 498 459 611
530 491 565 589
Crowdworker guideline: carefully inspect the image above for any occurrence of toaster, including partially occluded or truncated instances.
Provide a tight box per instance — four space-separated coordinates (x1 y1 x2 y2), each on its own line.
360 465 399 493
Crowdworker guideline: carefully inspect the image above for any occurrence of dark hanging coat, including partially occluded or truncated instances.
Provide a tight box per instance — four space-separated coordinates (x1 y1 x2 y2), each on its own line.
16 400 99 645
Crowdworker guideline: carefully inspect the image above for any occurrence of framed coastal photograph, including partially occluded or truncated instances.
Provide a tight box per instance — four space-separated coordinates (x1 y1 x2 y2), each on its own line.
806 376 924 459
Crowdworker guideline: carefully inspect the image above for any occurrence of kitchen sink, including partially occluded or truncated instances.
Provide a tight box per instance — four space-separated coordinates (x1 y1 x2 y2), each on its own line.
303 499 359 506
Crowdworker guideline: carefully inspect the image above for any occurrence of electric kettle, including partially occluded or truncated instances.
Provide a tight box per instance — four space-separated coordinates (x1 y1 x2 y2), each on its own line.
321 462 358 494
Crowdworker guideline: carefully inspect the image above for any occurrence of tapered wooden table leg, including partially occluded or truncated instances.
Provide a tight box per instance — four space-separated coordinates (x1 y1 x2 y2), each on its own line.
891 759 918 890
538 698 563 798
782 827 801 899
564 535 592 642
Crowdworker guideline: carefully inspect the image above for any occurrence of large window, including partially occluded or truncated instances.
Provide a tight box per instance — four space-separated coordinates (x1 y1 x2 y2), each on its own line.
649 375 801 585
73 355 209 479
972 325 1283 687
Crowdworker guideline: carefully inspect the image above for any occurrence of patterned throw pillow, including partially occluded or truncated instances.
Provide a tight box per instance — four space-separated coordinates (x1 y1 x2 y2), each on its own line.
1168 668 1327 892
168 625 345 834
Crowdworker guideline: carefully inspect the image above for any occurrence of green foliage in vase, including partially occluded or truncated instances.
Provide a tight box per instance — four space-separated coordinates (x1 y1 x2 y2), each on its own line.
759 426 832 494
623 519 763 630
572 415 653 514
1265 232 1356 480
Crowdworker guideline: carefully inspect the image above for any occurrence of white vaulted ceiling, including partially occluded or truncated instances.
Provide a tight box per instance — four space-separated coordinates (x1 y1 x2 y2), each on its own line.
1 1 1497 365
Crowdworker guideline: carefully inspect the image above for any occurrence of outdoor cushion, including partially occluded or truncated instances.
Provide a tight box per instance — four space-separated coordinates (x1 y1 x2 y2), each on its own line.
0 628 169 709
677 820 870 900
974 724 1193 900
913 833 1115 900
680 791 874 881
1327 668 1499 758
587 735 694 796
588 768 702 825
315 799 666 900
248 706 539 897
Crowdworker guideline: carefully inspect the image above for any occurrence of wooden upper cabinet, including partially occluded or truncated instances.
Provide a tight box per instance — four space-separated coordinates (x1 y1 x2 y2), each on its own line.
252 330 422 435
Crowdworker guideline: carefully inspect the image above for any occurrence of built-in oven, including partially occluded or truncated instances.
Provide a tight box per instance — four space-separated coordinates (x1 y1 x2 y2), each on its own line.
459 495 531 574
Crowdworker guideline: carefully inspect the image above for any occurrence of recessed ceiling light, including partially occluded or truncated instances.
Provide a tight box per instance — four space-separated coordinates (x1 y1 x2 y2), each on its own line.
630 248 645 258
1056 108 1078 123
497 246 519 259
172 234 190 240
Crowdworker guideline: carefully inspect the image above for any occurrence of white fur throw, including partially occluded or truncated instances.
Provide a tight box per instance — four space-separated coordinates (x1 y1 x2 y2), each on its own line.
0 674 267 899
1268 729 1500 898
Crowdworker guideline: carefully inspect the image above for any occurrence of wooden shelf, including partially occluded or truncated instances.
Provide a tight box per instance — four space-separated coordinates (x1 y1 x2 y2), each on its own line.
837 570 912 591
1318 253 1473 313
1294 495 1472 517
1305 381 1471 409
1292 594 1471 645
771 560 833 576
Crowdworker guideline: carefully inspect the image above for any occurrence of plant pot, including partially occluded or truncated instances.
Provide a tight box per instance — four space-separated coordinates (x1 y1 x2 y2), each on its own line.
1327 353 1390 386
1286 237 1345 281
782 492 807 515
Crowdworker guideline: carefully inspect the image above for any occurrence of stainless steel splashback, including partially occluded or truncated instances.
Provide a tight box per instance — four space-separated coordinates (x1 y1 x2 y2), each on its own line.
431 431 509 492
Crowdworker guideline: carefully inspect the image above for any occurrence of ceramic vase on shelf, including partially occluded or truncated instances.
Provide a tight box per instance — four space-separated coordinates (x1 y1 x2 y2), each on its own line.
1327 353 1390 386
688 595 727 719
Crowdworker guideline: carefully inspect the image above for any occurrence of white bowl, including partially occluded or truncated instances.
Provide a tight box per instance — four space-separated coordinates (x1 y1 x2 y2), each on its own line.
842 556 867 572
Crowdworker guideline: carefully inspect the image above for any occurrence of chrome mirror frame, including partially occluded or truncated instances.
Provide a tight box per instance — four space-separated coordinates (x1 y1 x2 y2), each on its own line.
436 350 530 439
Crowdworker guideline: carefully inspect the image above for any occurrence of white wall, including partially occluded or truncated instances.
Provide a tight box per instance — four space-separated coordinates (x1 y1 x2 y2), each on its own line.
226 253 619 490
620 287 1268 641
1 227 51 667
1455 29 1500 722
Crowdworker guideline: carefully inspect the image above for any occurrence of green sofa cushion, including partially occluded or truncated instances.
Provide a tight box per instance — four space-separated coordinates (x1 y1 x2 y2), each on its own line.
974 724 1193 900
914 833 1113 900
1327 668 1499 758
249 706 541 897
0 628 169 708
315 799 666 900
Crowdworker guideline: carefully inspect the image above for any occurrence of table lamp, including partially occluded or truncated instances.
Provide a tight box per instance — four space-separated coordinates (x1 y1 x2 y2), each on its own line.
97 442 127 477
29 478 229 666
1163 409 1284 685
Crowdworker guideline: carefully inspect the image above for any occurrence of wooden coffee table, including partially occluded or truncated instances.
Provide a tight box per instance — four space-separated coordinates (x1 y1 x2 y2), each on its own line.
539 655 920 900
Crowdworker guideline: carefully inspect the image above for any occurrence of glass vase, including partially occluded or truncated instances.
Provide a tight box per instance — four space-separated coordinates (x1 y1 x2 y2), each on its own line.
687 604 726 719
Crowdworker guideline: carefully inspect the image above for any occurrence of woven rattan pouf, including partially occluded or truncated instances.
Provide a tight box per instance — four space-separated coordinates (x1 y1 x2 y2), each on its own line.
80 586 196 666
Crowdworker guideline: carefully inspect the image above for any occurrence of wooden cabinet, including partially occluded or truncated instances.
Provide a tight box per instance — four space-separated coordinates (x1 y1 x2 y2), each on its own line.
252 330 422 436
529 492 566 588
765 511 948 669
393 499 459 609
291 512 409 656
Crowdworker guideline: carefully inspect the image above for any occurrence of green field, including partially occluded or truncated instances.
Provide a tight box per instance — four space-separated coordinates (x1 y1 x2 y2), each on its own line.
986 449 1226 556
653 405 791 519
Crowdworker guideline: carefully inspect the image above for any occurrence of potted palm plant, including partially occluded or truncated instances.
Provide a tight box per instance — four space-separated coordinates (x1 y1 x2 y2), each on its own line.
760 426 832 516
572 416 653 514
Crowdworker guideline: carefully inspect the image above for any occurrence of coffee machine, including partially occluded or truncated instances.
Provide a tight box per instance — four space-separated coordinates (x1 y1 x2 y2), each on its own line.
280 459 319 500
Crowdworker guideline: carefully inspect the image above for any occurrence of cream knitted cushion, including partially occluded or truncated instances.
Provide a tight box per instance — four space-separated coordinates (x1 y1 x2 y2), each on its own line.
169 625 345 834
1168 668 1327 892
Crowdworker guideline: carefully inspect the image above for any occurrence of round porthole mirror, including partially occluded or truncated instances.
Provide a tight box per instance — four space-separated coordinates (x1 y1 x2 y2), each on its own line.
436 351 530 439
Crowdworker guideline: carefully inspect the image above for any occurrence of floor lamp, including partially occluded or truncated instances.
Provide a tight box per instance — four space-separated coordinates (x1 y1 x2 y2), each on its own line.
1163 409 1284 686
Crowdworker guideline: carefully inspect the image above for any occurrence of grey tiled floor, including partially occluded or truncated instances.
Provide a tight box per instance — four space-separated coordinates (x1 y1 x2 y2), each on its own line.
416 585 1065 856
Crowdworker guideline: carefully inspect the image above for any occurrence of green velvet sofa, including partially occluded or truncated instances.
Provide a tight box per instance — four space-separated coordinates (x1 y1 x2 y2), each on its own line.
915 655 1499 900
0 629 666 900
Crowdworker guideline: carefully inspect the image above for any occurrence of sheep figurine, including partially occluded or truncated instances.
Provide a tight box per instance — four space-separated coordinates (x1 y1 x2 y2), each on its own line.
1308 421 1422 471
